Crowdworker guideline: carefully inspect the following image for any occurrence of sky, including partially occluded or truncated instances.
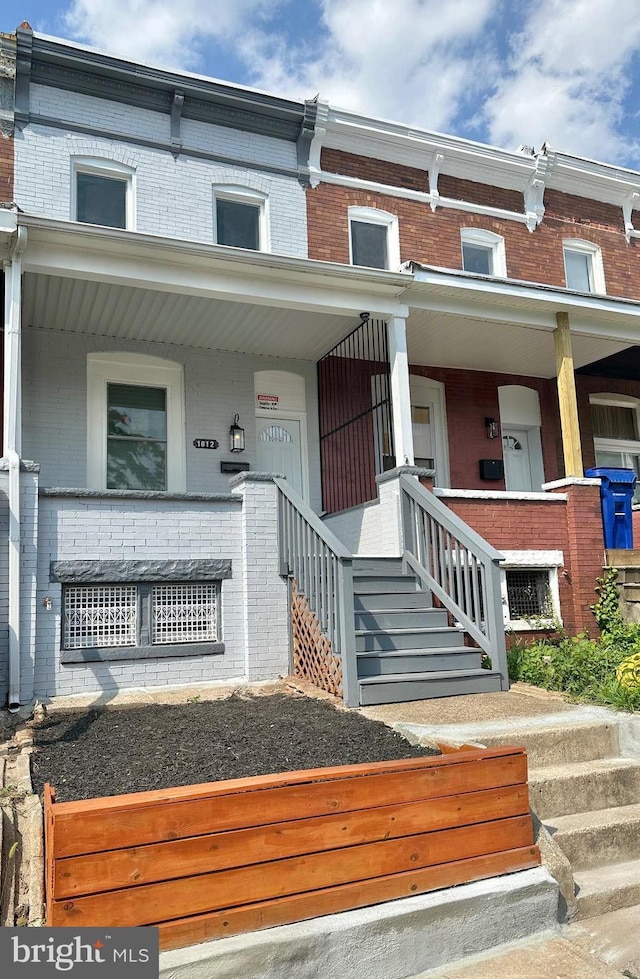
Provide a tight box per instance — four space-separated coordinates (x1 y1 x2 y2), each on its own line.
3 0 640 167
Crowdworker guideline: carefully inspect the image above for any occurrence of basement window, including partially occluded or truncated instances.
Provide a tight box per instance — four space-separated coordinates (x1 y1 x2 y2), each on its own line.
500 552 562 631
505 570 553 621
62 582 223 662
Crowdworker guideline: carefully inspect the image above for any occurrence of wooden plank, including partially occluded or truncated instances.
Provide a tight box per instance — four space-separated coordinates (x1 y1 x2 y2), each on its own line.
54 783 530 898
49 814 534 927
554 311 583 478
43 784 56 927
52 751 528 858
157 845 540 951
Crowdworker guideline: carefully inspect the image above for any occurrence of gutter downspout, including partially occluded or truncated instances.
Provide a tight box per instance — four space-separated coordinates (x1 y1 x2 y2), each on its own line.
4 225 27 710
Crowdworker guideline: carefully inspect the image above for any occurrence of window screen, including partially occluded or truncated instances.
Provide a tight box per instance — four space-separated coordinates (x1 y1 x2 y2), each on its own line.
76 172 127 228
216 199 260 249
350 221 388 269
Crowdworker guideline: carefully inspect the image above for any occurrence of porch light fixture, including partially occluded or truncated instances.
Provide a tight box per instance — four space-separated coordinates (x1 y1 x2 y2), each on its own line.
485 417 499 439
229 414 245 452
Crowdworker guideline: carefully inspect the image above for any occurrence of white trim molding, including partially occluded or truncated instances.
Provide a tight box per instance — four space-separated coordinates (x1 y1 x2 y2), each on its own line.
71 156 136 230
562 238 606 295
499 550 564 631
460 228 507 278
212 184 270 253
348 205 400 271
87 352 186 493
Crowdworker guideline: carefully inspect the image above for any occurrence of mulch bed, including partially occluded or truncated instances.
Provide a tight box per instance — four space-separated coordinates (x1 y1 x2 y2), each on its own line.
30 693 439 802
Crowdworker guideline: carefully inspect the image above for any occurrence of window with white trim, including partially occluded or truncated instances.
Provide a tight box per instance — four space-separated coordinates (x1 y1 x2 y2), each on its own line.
563 239 606 293
72 158 135 230
87 354 186 493
590 393 640 501
499 551 563 631
62 582 220 653
213 186 268 251
348 206 400 270
461 228 506 277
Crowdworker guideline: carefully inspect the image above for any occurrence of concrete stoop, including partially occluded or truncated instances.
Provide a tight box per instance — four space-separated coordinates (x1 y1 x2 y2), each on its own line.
159 869 558 979
395 706 640 924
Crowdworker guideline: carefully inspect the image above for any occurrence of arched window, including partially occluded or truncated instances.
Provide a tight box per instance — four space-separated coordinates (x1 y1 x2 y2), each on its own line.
563 239 606 294
460 228 506 277
348 206 400 270
213 185 269 251
72 157 136 230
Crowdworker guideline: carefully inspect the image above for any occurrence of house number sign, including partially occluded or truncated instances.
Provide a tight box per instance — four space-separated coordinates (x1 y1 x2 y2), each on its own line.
193 438 220 449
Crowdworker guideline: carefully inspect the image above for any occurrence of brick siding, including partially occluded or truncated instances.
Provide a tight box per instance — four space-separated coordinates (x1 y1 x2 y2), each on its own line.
0 132 13 201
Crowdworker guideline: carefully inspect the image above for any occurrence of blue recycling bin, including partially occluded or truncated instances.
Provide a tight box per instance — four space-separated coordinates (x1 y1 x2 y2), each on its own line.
585 467 636 549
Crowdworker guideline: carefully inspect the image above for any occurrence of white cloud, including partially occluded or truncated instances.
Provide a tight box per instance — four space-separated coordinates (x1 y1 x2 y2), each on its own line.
482 0 640 161
64 0 277 69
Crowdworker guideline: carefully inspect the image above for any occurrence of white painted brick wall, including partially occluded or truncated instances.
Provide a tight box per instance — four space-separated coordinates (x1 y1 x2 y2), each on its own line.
15 85 308 256
323 477 403 555
22 329 322 512
34 494 247 697
231 477 290 680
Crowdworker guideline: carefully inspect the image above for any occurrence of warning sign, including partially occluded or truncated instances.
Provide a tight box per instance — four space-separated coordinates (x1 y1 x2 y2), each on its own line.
256 393 279 411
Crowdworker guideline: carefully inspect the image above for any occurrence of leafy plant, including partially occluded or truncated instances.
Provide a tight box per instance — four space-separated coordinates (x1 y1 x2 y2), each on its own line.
591 567 623 633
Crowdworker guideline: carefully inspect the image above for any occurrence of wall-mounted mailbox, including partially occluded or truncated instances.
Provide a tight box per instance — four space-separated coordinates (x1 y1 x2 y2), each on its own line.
220 461 250 474
479 459 504 480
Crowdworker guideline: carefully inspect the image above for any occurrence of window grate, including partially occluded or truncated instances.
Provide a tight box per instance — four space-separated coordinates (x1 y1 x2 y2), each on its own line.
506 570 553 620
151 583 218 645
63 585 138 649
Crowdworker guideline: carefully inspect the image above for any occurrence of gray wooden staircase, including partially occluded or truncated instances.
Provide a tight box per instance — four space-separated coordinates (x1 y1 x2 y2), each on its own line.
353 557 503 706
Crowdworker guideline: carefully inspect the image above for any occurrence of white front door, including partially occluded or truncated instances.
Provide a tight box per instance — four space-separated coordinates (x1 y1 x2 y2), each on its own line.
502 429 534 491
256 418 304 497
409 376 450 487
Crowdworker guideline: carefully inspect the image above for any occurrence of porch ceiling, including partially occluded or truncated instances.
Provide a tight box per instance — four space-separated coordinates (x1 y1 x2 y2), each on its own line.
406 308 632 378
21 272 355 361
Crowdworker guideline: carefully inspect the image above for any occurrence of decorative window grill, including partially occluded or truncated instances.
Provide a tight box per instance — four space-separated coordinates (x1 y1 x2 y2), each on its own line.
259 425 293 443
63 585 138 649
151 583 218 645
506 570 553 620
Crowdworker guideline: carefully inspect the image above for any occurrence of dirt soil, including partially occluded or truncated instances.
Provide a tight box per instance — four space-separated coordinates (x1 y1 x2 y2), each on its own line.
30 693 439 802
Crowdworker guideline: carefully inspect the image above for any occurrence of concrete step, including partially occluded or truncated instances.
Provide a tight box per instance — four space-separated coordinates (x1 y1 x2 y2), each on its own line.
351 557 404 575
573 857 640 919
355 626 463 652
357 647 482 677
358 668 503 705
476 721 619 769
354 607 448 630
547 803 640 870
352 575 420 594
354 590 433 610
529 757 640 819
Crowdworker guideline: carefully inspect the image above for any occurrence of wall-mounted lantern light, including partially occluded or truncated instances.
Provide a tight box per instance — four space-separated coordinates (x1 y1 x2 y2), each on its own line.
485 417 499 439
229 414 245 452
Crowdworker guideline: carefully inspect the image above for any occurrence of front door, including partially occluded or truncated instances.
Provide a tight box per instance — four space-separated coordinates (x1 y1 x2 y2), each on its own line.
502 428 534 492
256 418 304 498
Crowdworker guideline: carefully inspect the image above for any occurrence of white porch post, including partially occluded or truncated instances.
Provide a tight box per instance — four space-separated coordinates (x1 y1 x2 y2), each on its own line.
387 314 414 467
3 224 27 708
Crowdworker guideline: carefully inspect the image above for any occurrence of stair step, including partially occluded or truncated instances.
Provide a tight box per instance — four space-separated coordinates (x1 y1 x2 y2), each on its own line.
352 575 420 594
354 591 433 610
358 669 503 706
573 857 640 919
355 626 463 651
546 803 640 870
529 757 640 819
477 721 619 769
351 558 404 575
357 647 482 676
354 608 448 630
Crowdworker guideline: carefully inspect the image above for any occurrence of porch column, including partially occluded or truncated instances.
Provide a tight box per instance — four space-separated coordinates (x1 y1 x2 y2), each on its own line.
554 311 583 478
387 314 415 467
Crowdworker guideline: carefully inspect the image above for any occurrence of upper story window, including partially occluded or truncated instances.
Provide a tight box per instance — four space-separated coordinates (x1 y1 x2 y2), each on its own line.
72 159 135 230
563 239 605 294
87 353 186 493
460 228 507 278
213 186 268 251
348 206 400 271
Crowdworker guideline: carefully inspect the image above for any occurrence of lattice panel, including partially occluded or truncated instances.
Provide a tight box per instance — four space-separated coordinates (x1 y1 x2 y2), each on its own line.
63 585 137 649
151 583 218 644
291 580 343 697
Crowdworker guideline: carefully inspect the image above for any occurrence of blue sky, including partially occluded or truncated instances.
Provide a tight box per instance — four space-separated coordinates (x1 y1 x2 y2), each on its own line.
4 0 640 167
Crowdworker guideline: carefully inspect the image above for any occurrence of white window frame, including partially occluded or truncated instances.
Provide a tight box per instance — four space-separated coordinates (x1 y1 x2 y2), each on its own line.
87 353 186 493
563 239 606 294
348 206 400 271
71 157 136 230
460 228 507 278
213 185 270 252
590 393 640 497
499 550 563 632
